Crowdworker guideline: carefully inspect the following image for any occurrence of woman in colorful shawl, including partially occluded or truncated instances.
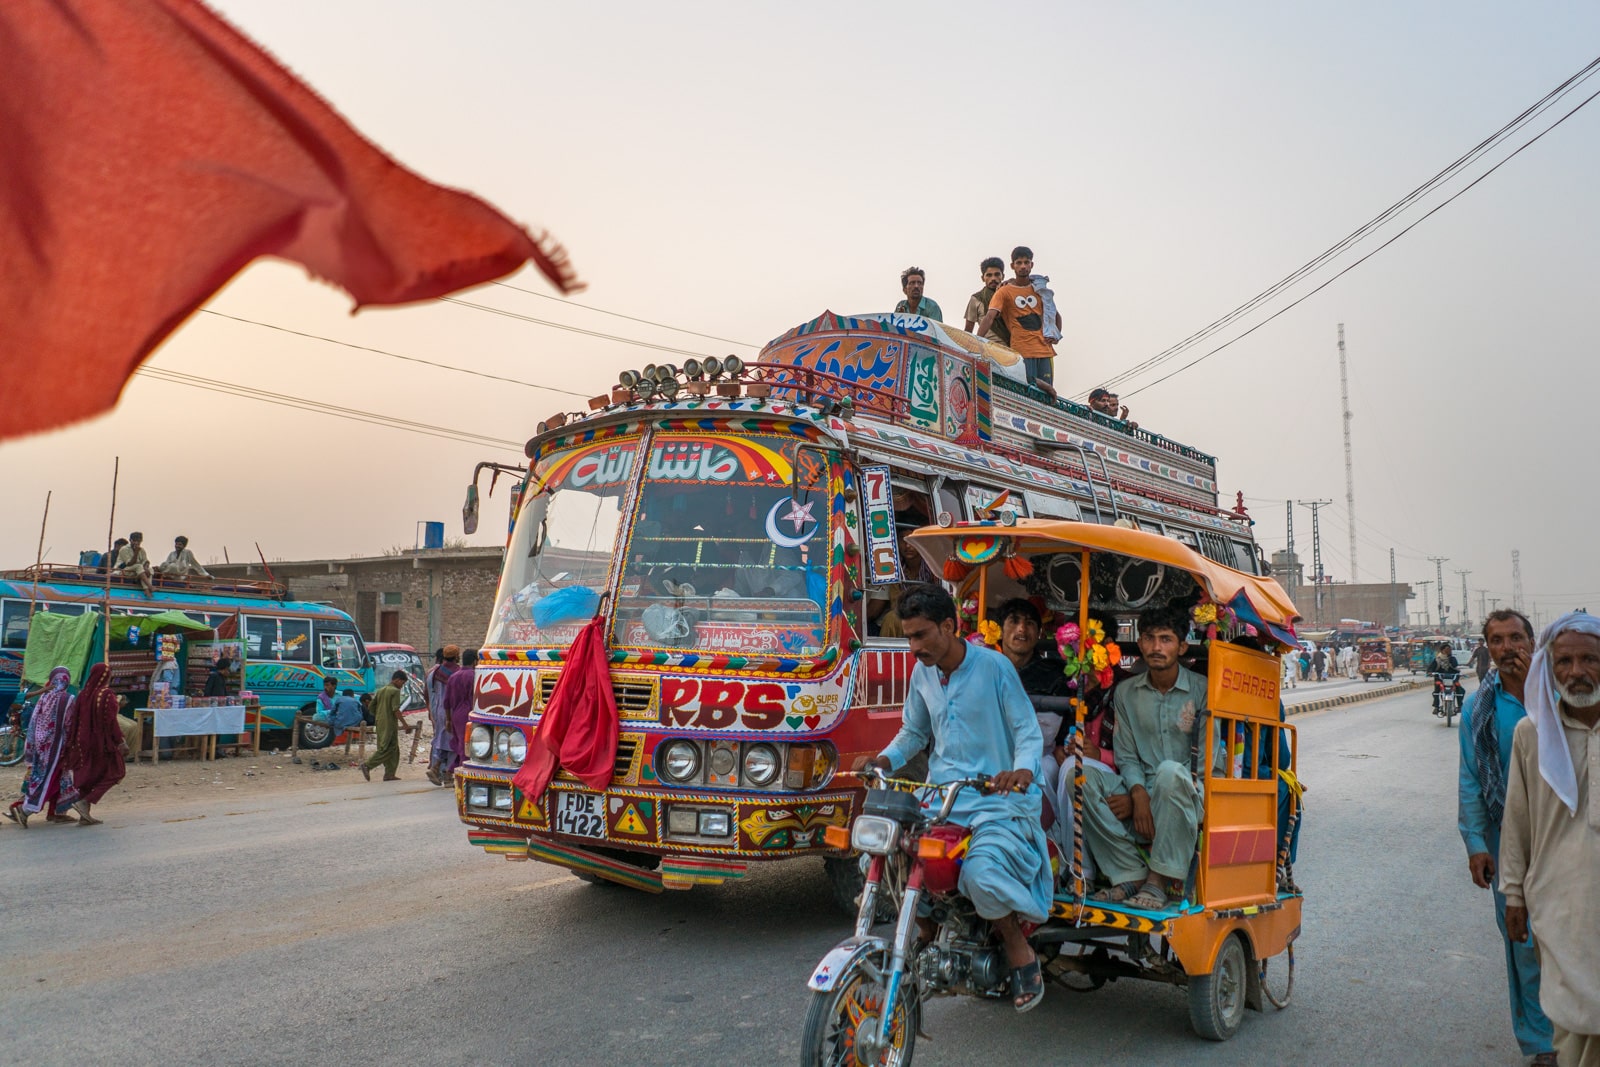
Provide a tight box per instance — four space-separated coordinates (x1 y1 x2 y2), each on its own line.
6 666 75 828
57 664 127 826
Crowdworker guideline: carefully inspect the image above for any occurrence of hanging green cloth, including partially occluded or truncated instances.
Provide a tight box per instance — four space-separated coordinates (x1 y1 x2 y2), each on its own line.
22 610 100 686
107 610 214 645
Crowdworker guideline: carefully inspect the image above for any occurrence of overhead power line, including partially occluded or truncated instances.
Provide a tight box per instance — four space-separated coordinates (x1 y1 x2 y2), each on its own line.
134 366 521 450
198 308 589 399
1092 53 1600 400
490 281 760 349
441 297 720 360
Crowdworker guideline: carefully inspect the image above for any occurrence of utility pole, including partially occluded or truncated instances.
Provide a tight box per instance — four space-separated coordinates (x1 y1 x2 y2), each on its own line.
1338 324 1358 581
1285 500 1296 600
1512 549 1525 612
1298 500 1332 624
1418 580 1434 626
1455 568 1472 631
1429 556 1449 630
1390 548 1399 628
1489 597 1501 613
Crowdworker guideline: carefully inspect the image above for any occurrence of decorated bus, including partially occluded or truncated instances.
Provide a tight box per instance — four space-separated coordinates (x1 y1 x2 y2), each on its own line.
456 311 1268 904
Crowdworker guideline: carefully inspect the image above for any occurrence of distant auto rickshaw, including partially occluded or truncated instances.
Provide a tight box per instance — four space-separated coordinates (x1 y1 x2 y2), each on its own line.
1357 634 1393 681
800 519 1305 1062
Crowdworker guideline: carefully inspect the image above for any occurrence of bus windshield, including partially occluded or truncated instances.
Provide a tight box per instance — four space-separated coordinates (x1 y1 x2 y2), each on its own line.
487 431 831 656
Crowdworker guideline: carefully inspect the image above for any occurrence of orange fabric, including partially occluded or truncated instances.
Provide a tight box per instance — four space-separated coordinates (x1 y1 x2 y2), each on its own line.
0 0 580 442
988 282 1055 359
513 616 620 801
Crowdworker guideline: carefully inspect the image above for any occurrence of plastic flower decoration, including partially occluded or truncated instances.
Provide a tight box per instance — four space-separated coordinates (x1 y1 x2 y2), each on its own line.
979 618 1001 648
1192 602 1218 626
1056 622 1081 659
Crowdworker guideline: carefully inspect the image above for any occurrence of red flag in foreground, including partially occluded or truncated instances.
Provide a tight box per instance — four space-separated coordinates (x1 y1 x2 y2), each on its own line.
513 615 620 803
0 0 580 441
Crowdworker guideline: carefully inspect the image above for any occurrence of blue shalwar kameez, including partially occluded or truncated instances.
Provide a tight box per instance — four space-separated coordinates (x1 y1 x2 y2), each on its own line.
879 644 1054 925
1459 678 1554 1058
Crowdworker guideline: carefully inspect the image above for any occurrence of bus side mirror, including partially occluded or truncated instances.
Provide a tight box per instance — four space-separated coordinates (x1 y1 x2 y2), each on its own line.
463 483 480 535
791 445 834 503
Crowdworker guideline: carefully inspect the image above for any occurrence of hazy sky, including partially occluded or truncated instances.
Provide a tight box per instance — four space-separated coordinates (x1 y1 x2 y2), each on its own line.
5 1 1597 627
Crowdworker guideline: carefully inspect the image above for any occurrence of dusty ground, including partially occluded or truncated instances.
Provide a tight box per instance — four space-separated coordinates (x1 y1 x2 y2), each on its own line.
0 715 446 813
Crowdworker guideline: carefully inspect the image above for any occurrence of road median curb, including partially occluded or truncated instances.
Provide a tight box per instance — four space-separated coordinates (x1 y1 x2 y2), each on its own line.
1285 678 1426 717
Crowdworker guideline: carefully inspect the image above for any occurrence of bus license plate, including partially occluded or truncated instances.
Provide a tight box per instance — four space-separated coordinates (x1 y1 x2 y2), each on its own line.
554 792 606 839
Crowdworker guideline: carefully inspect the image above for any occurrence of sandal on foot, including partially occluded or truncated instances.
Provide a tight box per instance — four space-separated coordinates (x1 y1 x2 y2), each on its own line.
1012 957 1045 1013
1091 880 1144 903
1127 882 1175 911
361 765 371 782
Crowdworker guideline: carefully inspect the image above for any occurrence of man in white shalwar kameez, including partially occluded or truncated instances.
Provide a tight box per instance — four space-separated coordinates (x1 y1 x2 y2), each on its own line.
1501 611 1600 1066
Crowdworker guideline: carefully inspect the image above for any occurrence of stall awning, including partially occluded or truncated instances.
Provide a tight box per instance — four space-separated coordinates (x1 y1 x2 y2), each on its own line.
108 610 216 644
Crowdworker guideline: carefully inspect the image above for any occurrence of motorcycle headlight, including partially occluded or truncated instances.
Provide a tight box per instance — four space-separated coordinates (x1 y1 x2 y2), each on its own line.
850 815 899 856
743 743 781 788
469 725 492 759
659 740 700 784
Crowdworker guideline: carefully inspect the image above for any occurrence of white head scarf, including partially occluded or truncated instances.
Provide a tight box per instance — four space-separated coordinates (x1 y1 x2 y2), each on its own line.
1525 610 1600 815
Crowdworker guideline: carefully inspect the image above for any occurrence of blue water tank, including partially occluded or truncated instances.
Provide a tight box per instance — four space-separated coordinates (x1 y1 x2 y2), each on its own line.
423 521 445 550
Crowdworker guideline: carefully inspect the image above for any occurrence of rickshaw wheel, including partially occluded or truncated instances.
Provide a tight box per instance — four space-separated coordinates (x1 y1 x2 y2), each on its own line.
1259 943 1295 1009
799 954 917 1067
1188 932 1249 1041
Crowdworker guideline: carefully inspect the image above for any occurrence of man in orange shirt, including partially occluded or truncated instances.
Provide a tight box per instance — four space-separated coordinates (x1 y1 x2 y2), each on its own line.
975 246 1061 396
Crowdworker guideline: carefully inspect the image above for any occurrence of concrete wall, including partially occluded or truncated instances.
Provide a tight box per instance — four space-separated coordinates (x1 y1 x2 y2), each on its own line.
211 548 505 653
1288 581 1414 629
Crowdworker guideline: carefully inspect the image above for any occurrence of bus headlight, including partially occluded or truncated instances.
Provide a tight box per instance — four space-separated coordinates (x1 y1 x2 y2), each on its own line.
506 731 527 764
469 725 492 759
850 815 899 856
658 740 701 784
467 784 490 808
743 744 781 787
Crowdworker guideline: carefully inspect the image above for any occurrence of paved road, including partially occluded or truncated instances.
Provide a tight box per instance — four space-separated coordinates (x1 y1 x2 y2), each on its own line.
5 688 1525 1066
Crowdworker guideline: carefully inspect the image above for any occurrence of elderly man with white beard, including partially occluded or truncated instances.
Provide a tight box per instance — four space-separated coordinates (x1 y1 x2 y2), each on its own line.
1502 610 1600 1066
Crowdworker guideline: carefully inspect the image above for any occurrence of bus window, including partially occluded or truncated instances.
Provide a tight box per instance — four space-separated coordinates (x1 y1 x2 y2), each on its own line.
866 483 935 640
280 619 311 662
319 631 361 669
2 601 29 650
244 616 277 660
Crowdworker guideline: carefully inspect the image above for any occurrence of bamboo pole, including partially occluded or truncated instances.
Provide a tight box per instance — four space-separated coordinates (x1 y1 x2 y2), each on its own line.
28 491 51 619
102 458 120 663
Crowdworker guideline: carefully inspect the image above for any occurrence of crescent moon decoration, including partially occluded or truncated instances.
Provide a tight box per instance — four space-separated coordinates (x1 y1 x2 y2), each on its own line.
766 497 820 548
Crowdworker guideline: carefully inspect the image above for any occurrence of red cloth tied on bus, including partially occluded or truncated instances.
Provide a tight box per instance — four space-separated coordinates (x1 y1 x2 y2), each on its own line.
513 615 619 801
0 0 581 442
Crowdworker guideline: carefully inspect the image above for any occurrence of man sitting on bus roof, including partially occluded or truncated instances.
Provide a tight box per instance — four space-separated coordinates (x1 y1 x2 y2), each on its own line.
1082 603 1214 911
156 535 211 579
858 583 1053 1012
113 531 154 596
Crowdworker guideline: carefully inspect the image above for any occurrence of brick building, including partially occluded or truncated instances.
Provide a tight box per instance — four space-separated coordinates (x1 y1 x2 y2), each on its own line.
210 547 504 653
1269 550 1412 628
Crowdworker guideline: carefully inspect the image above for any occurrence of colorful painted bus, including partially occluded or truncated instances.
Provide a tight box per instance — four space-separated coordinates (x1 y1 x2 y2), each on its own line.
0 567 375 744
455 311 1267 903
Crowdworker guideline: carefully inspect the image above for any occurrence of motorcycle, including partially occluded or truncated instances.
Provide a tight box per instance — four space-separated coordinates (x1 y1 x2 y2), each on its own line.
801 768 996 1067
1432 672 1465 727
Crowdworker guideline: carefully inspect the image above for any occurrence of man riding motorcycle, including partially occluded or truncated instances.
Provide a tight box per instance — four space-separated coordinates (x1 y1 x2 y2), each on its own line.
856 583 1054 1013
1432 644 1466 715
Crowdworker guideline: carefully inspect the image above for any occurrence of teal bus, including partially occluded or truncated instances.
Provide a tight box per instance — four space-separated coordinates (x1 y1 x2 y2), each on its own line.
0 565 376 747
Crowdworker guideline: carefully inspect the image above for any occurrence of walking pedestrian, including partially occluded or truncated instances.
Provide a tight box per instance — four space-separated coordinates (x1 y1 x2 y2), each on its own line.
56 664 128 827
426 645 461 785
1312 646 1327 682
360 671 413 782
1501 611 1600 1066
1298 648 1311 681
1457 610 1555 1065
444 649 479 774
1471 639 1493 686
6 667 76 827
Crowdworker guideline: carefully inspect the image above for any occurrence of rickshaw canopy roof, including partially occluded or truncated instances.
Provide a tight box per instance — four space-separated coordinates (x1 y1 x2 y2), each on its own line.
906 519 1301 635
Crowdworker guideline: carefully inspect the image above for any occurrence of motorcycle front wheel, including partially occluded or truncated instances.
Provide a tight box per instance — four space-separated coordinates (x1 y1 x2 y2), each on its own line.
799 952 918 1067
